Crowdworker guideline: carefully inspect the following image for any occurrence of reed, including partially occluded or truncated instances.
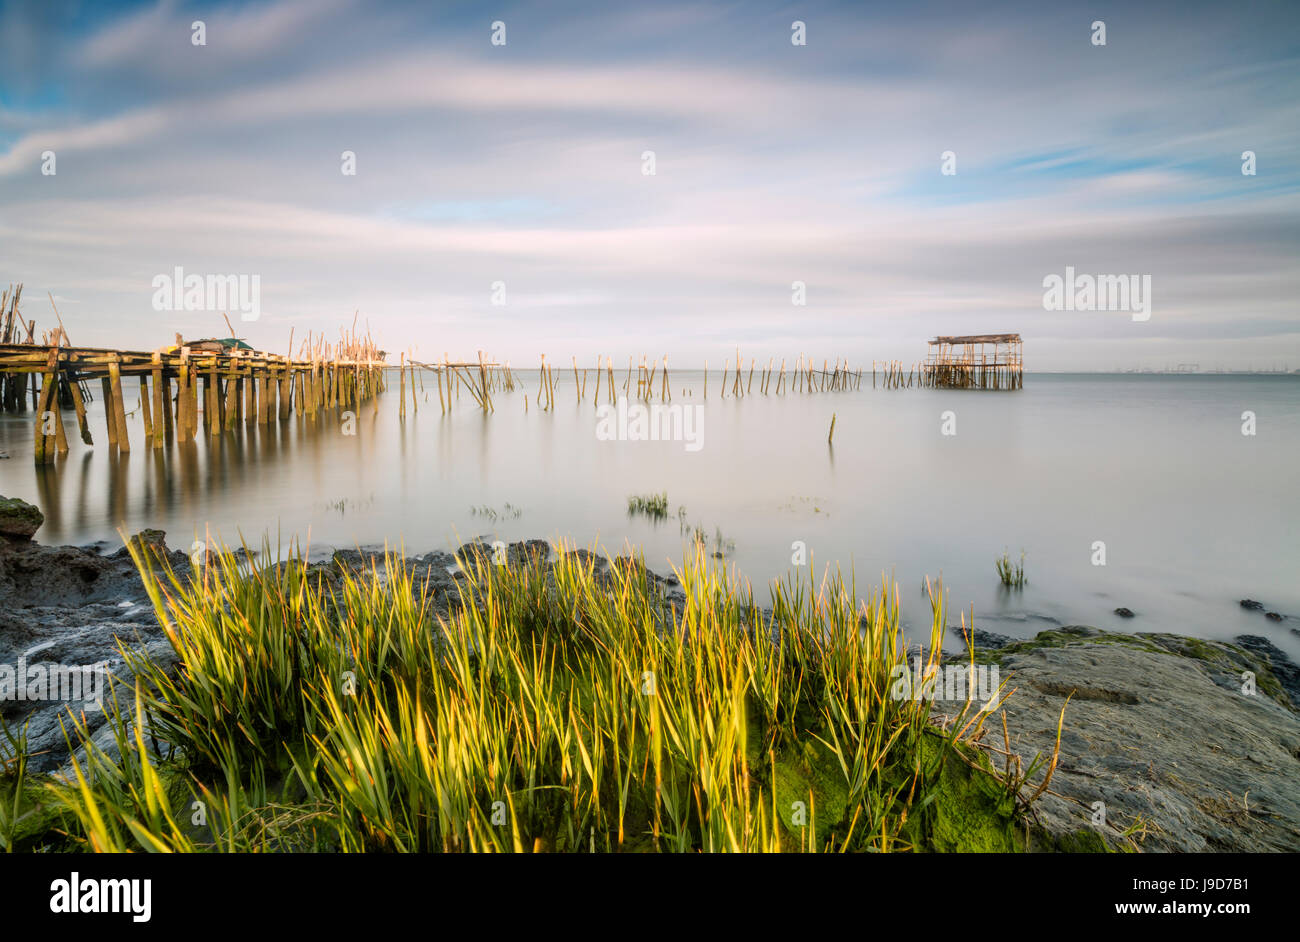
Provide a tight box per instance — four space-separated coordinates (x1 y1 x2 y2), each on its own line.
627 491 670 520
996 551 1026 588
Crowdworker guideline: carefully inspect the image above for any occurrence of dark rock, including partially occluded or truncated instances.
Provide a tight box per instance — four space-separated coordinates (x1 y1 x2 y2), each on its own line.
1265 612 1284 622
1234 635 1300 708
566 548 608 571
949 626 1015 649
0 497 44 540
1113 607 1135 618
128 529 168 557
507 540 550 565
611 555 646 576
1240 599 1265 611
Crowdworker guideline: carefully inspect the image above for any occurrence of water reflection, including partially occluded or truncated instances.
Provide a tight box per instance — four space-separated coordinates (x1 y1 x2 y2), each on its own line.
14 406 356 543
2 373 1298 660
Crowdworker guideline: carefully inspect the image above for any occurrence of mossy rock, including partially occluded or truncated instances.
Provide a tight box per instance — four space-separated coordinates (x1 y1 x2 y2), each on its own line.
1040 827 1113 853
0 497 43 540
912 734 1025 852
0 775 70 851
771 738 851 848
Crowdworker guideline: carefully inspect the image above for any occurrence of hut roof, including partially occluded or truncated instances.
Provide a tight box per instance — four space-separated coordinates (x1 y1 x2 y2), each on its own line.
929 334 1020 344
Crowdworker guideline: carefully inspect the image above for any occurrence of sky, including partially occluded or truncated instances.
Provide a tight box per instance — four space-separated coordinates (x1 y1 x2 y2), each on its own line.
0 0 1297 371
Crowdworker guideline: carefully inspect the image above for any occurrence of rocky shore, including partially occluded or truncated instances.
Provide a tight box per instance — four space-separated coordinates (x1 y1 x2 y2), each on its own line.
2 520 1298 852
939 626 1300 852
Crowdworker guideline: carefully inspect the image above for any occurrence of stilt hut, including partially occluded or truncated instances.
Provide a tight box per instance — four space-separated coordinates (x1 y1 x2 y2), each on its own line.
922 334 1022 389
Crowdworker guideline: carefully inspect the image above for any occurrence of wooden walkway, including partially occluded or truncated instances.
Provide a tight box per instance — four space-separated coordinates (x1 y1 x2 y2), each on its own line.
1 341 388 464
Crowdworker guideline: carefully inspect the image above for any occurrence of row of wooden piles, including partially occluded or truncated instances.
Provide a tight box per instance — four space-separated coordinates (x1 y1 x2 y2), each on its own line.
522 351 863 411
3 330 386 465
871 360 926 389
0 285 38 412
402 351 501 415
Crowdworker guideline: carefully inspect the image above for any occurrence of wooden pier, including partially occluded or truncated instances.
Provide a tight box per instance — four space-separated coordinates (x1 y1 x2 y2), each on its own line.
1 337 389 465
922 333 1023 390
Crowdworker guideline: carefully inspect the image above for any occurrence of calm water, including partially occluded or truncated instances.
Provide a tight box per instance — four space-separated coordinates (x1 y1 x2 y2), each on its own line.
2 372 1297 658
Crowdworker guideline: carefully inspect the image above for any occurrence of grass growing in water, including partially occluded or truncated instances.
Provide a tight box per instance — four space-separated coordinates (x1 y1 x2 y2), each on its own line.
996 550 1026 588
627 492 670 521
18 538 1037 853
470 503 523 522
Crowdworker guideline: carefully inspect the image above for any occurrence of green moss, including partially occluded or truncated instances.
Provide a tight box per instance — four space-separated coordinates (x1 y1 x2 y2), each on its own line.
771 738 850 848
977 627 1190 666
0 775 70 851
913 734 1024 853
1046 827 1111 853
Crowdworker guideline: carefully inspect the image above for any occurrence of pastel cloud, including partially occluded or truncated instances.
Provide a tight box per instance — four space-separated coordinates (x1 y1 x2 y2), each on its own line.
0 0 1295 370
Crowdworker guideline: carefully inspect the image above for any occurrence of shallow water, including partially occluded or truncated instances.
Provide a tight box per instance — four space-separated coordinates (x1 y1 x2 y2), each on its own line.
2 371 1297 658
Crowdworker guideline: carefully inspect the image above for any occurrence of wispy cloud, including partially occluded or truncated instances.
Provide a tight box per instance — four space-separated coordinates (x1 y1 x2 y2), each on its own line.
0 0 1296 369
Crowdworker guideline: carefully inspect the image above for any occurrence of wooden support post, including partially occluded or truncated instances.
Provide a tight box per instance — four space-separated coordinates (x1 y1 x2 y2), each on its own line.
68 360 92 446
160 374 173 442
257 370 270 424
200 371 211 435
209 369 222 437
245 367 256 426
33 350 59 464
279 365 291 420
224 367 239 430
108 356 129 452
101 377 118 448
151 354 164 447
139 375 154 443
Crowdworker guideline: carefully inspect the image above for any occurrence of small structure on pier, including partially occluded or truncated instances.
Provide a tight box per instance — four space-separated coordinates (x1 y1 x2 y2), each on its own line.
922 333 1022 390
177 337 255 355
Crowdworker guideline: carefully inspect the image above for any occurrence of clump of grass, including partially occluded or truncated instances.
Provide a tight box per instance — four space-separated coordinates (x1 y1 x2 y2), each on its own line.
0 717 32 851
471 503 522 522
22 536 1037 853
678 515 734 558
996 550 1026 588
627 491 670 521
321 494 375 517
